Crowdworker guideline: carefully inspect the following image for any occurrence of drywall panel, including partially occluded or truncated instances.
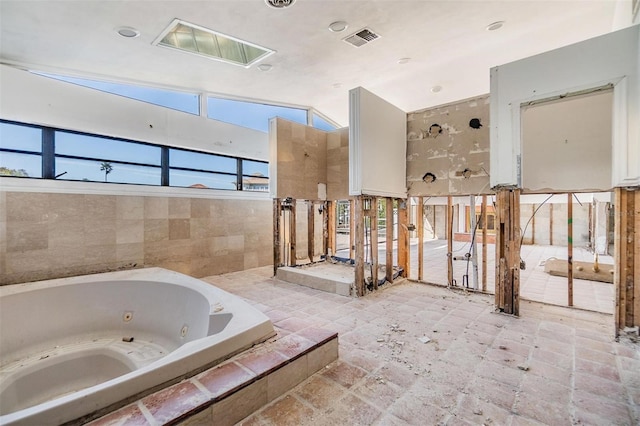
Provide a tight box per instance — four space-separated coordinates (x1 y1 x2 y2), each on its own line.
490 24 639 188
326 127 349 200
269 118 327 200
0 65 268 160
407 95 490 196
521 90 613 192
349 87 407 197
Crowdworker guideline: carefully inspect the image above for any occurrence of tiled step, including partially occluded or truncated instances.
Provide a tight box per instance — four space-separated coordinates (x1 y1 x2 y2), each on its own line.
89 325 338 426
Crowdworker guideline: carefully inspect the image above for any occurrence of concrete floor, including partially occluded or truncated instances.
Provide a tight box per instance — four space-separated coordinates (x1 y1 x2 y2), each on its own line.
204 266 639 426
336 239 615 314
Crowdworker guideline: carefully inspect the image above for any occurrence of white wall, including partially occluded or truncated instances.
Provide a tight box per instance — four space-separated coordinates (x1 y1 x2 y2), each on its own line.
490 24 639 189
349 87 407 198
0 65 269 161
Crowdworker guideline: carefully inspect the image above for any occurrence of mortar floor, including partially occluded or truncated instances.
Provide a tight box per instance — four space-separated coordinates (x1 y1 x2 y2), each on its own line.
204 266 638 426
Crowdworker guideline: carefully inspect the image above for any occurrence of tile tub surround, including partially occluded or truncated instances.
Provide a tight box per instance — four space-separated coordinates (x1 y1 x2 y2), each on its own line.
88 323 338 426
0 190 273 285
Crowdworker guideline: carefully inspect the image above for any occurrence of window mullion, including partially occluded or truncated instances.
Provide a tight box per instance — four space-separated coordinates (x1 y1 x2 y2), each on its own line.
42 128 55 179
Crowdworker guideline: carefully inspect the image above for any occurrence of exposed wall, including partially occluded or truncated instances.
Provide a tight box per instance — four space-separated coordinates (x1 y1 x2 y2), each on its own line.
0 184 272 285
349 87 407 198
521 90 613 193
490 24 639 188
0 65 269 160
407 95 490 196
326 128 350 201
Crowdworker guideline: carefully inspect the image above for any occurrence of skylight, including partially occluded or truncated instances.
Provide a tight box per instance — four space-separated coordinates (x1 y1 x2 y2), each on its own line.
154 19 274 68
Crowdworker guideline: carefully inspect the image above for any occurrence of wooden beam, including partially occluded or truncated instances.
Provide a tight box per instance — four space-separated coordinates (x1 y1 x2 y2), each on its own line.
371 197 379 290
273 198 282 276
495 188 521 315
327 201 336 257
482 195 487 292
531 204 536 245
308 200 315 263
354 196 365 296
447 196 453 286
398 199 409 278
290 199 297 267
349 199 355 260
386 197 394 283
417 197 424 281
568 193 573 307
615 188 640 333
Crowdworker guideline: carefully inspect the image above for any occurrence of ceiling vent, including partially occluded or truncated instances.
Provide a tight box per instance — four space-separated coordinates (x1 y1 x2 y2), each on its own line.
265 0 296 8
343 28 380 48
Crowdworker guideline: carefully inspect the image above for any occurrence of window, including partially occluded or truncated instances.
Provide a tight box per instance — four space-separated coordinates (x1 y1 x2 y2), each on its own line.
207 97 307 132
0 120 269 192
312 112 338 131
55 131 161 184
0 121 42 177
33 73 200 115
169 148 239 190
466 206 496 234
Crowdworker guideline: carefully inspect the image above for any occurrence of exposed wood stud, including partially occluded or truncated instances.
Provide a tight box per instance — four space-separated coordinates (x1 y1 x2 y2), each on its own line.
447 196 453 286
354 196 365 296
398 199 409 278
371 197 379 290
482 195 488 292
327 201 336 257
615 187 640 334
386 197 394 283
549 203 554 246
568 193 573 307
308 200 315 263
273 198 282 276
290 199 297 267
349 199 355 260
531 204 536 245
417 196 424 281
495 188 520 315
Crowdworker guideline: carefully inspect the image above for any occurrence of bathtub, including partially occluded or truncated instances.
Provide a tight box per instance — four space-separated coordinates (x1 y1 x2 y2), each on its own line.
0 268 274 425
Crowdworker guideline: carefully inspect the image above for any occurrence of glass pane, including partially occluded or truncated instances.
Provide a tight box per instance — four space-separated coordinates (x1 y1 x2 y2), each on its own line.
487 214 496 230
312 113 337 131
56 132 161 165
170 149 236 173
242 160 269 177
169 169 237 190
55 158 161 185
35 73 199 115
0 122 41 152
207 97 307 133
0 152 41 177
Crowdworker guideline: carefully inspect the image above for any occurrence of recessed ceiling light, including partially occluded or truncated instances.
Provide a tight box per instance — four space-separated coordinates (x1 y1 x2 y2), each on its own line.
397 57 411 65
116 27 140 38
265 0 296 9
328 21 348 33
486 21 505 31
257 64 273 71
431 85 443 93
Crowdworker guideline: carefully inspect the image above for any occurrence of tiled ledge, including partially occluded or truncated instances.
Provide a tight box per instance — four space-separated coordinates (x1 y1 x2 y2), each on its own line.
88 324 338 426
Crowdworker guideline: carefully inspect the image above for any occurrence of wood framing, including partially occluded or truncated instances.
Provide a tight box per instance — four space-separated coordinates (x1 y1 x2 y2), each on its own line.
417 197 424 281
447 196 453 286
482 195 488 292
386 197 394 283
495 188 521 315
289 199 297 267
327 201 336 256
308 200 315 263
349 199 355 260
615 187 640 334
273 198 282 276
370 197 379 290
397 199 409 278
354 196 365 296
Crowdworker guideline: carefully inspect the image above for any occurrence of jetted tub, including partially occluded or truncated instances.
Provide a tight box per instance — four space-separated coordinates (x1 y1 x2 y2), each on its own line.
0 268 274 425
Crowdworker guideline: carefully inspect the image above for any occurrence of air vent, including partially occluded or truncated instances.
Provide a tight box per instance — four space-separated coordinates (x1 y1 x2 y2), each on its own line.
343 28 380 48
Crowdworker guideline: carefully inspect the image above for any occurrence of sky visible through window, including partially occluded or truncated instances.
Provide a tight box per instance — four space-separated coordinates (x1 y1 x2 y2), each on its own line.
2 73 337 185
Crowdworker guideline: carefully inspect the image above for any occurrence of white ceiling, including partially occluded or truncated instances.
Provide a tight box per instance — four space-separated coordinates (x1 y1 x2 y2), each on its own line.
0 0 629 126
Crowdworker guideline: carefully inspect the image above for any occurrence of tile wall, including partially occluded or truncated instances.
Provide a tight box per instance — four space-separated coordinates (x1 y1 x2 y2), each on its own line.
0 191 273 285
